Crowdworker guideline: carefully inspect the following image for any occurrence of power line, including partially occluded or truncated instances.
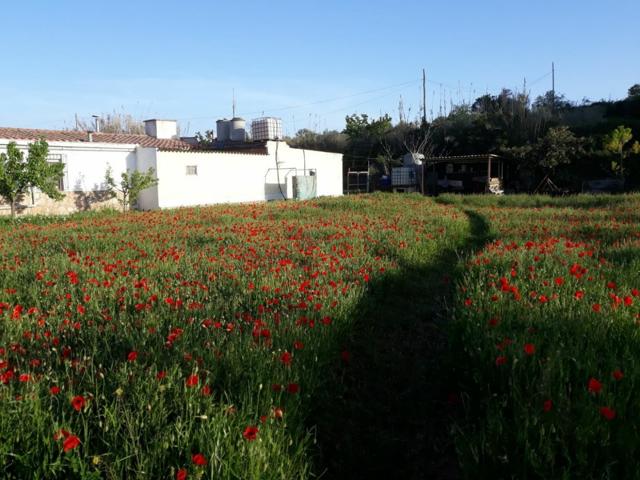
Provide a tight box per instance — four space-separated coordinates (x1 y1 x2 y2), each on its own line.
174 78 422 121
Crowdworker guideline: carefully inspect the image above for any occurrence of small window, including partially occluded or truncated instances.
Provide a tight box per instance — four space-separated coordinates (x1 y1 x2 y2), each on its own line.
186 165 198 176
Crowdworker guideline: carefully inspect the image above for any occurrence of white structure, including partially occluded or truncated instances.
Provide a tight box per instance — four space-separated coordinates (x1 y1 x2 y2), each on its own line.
0 120 343 215
251 117 283 141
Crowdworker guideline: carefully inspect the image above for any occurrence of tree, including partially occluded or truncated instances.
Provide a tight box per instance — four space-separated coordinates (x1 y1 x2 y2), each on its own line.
535 126 583 171
105 167 158 213
628 84 640 99
194 130 216 148
0 140 65 218
603 125 640 179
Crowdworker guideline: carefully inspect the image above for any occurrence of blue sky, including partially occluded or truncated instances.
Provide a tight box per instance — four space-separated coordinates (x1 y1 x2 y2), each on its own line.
2 0 638 136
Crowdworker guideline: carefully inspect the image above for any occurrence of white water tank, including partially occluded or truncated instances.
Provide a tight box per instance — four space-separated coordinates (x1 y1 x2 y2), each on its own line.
216 119 230 142
229 117 246 141
251 117 283 141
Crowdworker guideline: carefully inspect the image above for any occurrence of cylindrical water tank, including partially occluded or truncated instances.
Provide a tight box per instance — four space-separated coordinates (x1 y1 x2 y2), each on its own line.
251 117 283 141
216 119 230 142
229 117 246 142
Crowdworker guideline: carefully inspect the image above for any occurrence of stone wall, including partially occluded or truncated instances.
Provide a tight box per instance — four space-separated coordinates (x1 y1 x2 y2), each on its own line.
0 190 120 216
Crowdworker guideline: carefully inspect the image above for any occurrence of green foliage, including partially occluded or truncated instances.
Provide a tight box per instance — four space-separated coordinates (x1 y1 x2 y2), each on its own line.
288 129 348 153
447 194 640 478
104 167 158 212
628 84 640 99
194 129 216 148
0 140 65 218
535 126 584 170
343 113 392 140
603 125 639 178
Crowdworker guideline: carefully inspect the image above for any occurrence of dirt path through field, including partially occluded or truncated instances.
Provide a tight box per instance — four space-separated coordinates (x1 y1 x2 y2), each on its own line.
314 207 491 479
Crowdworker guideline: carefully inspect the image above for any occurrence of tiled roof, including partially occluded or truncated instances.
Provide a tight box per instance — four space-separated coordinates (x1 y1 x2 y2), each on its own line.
0 127 193 150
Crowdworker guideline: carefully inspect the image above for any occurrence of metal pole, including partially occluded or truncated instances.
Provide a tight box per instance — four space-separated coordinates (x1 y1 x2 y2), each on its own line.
422 68 427 125
551 62 555 114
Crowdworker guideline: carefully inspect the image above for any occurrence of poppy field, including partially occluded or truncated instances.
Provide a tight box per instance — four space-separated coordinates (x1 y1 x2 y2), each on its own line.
0 195 468 479
1 193 640 479
444 194 640 478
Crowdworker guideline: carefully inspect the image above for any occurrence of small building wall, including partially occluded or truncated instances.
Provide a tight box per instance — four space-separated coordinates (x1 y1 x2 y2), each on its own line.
136 147 160 210
151 142 343 209
268 142 343 197
0 139 132 216
0 191 119 216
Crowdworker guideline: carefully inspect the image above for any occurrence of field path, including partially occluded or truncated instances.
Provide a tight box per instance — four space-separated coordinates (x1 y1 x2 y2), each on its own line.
315 205 492 479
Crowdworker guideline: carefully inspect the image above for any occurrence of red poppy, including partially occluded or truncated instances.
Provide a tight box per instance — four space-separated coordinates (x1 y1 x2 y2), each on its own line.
588 378 602 394
495 355 507 366
127 351 138 362
201 385 212 396
600 406 616 421
612 369 624 381
592 303 601 313
156 370 167 380
243 425 259 441
293 341 304 350
18 374 30 382
71 395 86 411
50 385 61 395
185 375 199 387
287 383 300 394
63 435 81 452
192 453 207 466
574 290 584 300
176 468 188 480
280 351 292 366
543 400 553 412
523 343 536 355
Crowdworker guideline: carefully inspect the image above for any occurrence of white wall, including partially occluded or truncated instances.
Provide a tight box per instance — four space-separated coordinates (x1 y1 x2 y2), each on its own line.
153 142 342 209
0 140 134 192
267 141 343 198
136 147 160 210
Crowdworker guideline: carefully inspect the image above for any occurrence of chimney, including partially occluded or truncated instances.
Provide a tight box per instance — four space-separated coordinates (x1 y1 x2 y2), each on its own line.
87 131 94 142
144 119 178 139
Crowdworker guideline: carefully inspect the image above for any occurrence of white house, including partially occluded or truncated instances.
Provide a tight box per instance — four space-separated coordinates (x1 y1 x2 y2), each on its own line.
0 119 343 215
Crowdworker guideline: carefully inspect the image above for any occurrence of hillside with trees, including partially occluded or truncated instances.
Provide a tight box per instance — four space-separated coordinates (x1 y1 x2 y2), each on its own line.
289 84 640 192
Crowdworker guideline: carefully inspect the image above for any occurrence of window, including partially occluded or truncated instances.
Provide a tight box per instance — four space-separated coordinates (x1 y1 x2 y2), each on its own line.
186 165 198 176
46 154 65 190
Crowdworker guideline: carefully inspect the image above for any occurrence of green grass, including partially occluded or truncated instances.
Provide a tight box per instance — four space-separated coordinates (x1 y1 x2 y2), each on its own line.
2 193 640 479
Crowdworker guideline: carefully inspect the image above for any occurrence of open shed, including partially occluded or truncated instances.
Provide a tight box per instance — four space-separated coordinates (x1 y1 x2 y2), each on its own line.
423 154 504 194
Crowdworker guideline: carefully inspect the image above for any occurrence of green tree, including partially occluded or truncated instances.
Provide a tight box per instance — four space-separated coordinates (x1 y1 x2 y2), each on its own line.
0 140 65 218
603 125 640 179
536 126 583 171
628 84 640 99
105 167 158 213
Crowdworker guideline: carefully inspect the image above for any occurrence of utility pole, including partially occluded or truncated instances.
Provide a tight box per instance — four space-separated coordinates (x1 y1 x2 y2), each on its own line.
422 68 427 126
551 62 555 114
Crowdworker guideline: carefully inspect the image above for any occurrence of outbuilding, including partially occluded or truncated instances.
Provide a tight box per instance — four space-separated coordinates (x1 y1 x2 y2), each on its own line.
0 119 343 215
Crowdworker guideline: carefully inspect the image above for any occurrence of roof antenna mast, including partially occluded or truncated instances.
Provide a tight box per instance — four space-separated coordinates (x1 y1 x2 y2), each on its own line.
232 89 236 117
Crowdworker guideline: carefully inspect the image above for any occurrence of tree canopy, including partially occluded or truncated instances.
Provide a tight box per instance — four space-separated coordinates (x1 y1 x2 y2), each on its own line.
0 140 65 218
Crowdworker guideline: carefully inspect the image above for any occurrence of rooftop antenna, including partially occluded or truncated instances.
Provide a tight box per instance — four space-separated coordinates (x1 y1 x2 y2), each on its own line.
232 89 236 117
